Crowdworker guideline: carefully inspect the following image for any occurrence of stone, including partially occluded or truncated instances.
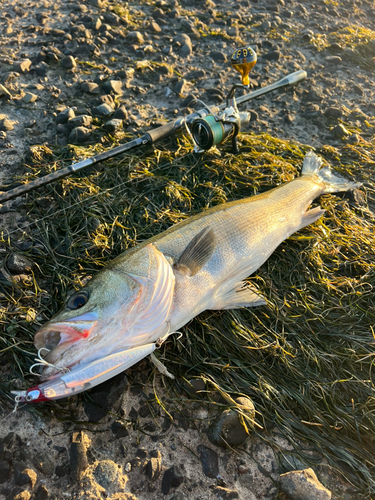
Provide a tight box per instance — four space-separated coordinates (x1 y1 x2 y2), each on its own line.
128 31 144 44
197 445 219 478
263 50 281 61
179 43 192 58
103 118 123 133
23 92 38 103
332 123 349 138
111 420 129 438
325 55 342 65
13 59 32 73
227 26 239 37
161 465 184 495
151 21 162 33
0 118 15 131
208 396 255 447
147 455 162 481
14 468 37 488
70 431 90 481
6 254 35 274
103 80 123 95
81 82 101 94
35 484 49 500
324 107 342 119
174 79 187 96
92 460 127 491
113 106 128 120
93 103 114 118
61 55 77 69
0 84 12 98
68 115 92 129
56 108 76 124
209 50 226 62
279 468 332 500
0 460 10 483
13 492 31 500
211 486 239 499
35 61 48 77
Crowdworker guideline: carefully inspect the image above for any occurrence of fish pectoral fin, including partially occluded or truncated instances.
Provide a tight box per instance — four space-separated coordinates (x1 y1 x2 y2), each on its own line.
209 281 267 310
298 206 325 231
174 226 215 277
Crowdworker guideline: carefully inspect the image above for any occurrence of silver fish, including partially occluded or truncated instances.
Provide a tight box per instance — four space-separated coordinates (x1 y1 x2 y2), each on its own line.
12 152 359 403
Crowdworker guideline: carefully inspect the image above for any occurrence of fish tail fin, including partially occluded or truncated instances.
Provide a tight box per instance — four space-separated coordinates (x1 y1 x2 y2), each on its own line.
301 151 361 194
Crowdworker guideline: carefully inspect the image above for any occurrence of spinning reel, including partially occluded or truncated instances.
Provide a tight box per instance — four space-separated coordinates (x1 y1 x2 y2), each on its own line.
190 46 257 154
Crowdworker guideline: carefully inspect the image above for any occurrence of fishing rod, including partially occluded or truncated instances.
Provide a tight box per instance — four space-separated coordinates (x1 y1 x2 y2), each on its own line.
0 46 306 204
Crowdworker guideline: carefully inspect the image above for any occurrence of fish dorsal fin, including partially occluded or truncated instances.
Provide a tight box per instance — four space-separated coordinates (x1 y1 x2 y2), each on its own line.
209 281 266 310
174 226 215 276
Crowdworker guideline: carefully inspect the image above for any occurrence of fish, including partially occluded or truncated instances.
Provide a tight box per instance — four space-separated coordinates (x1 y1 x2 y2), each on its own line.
12 152 360 403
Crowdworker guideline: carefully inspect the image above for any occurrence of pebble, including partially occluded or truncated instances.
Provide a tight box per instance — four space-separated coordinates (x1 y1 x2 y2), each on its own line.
35 61 48 76
69 126 92 143
111 420 129 438
174 79 187 96
332 123 349 138
208 396 255 447
128 31 144 44
0 84 12 98
209 50 226 62
211 486 239 499
161 465 184 495
197 445 219 478
23 92 38 103
103 80 123 95
93 103 114 117
69 431 89 482
13 492 31 500
14 468 37 488
325 55 342 65
279 468 332 500
61 55 77 69
263 50 281 61
324 107 342 119
113 105 128 121
56 107 76 125
68 115 92 129
13 59 32 73
151 21 162 33
81 81 101 94
6 254 35 274
103 118 123 133
0 118 15 131
35 484 49 500
147 455 162 481
92 460 126 490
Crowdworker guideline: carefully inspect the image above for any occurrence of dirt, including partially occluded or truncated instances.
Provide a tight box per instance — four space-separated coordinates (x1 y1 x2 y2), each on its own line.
0 0 374 499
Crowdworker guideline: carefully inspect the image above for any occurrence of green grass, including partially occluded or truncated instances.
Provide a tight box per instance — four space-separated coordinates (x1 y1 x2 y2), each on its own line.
0 130 375 496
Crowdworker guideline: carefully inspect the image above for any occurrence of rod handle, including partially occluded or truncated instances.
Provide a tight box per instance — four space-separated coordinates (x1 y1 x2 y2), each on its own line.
145 117 185 144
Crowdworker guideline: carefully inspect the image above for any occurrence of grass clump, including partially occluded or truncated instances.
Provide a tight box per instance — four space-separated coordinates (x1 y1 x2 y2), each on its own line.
0 130 375 496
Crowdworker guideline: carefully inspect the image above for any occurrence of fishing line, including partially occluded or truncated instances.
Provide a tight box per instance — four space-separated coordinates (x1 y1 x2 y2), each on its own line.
4 151 197 239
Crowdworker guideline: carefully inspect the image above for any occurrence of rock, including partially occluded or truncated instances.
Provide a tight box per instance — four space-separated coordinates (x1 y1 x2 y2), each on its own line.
174 79 187 96
23 92 38 103
279 468 332 500
147 454 162 481
151 21 162 33
324 107 342 119
209 50 226 62
103 118 123 133
227 26 239 37
111 420 129 438
0 84 12 98
103 80 123 95
304 89 324 102
260 20 272 30
35 484 49 500
69 431 90 481
0 118 14 132
13 59 32 73
13 492 31 500
68 115 92 129
14 468 37 488
0 460 10 483
92 460 127 491
169 493 185 500
263 50 281 61
197 445 219 478
185 69 206 80
161 465 184 495
56 108 76 125
128 31 144 44
104 12 121 25
208 397 255 447
35 61 48 77
211 486 239 499
325 55 342 65
113 106 128 121
180 43 192 58
61 55 77 69
93 103 114 117
6 254 34 274
81 82 101 94
332 123 349 138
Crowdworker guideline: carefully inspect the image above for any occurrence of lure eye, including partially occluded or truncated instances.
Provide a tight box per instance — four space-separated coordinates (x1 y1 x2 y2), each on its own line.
67 291 89 310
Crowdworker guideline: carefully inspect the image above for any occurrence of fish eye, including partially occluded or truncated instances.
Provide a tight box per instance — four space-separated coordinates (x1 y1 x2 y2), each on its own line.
67 291 89 310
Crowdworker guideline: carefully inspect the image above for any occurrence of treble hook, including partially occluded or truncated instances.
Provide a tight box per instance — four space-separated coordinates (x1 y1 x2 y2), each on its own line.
29 348 70 376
